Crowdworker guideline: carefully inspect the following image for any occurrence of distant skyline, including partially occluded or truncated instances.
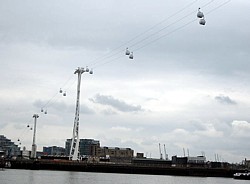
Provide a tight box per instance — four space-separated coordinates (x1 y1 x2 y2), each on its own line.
1 0 250 163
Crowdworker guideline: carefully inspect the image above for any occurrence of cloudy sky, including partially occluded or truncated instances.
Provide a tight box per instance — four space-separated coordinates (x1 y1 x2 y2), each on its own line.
1 0 250 163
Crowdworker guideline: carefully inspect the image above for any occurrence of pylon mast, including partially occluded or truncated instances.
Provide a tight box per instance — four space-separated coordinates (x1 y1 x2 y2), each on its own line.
31 114 39 159
69 67 92 160
159 143 163 159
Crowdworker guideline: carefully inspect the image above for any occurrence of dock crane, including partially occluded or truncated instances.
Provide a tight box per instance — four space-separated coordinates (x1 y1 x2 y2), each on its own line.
163 144 168 160
159 143 163 159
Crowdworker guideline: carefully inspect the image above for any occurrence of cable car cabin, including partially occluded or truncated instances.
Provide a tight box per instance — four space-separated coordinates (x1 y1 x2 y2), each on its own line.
89 69 93 74
41 108 44 112
129 52 133 59
197 8 204 18
86 67 89 72
63 92 66 96
59 88 63 93
27 125 30 128
44 110 47 114
199 18 206 25
125 48 130 55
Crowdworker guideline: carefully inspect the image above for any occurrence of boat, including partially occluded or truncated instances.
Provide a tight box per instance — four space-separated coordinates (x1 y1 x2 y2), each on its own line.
233 172 250 180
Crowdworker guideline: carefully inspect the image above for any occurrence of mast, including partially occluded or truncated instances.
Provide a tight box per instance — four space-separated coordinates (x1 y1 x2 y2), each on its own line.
163 144 168 160
69 67 92 160
31 114 39 159
159 143 163 159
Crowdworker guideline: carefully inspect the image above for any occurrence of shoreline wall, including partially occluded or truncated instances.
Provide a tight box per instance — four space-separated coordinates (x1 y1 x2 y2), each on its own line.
10 159 239 178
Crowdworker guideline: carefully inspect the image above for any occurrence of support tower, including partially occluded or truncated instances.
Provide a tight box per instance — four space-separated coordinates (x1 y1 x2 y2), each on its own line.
69 67 92 160
31 114 39 159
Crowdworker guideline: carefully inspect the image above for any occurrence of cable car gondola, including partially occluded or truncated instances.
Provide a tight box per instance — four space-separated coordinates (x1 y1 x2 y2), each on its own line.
197 8 204 18
86 67 89 72
199 18 206 25
125 48 130 55
63 91 66 96
129 52 133 59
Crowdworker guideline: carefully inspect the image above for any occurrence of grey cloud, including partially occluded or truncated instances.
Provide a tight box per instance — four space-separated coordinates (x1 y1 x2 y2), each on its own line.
215 95 237 105
89 94 144 113
101 108 117 115
33 100 95 115
79 104 95 115
189 120 207 131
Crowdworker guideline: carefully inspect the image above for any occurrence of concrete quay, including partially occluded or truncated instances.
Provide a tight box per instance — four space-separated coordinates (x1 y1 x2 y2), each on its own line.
9 159 242 178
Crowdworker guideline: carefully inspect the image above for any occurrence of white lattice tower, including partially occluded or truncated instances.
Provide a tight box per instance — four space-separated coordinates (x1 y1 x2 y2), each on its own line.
69 67 92 160
31 114 39 159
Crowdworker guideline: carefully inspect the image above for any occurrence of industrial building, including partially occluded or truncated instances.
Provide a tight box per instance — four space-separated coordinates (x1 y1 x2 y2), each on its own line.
172 155 206 167
64 138 134 163
96 146 134 158
43 146 66 156
65 138 100 157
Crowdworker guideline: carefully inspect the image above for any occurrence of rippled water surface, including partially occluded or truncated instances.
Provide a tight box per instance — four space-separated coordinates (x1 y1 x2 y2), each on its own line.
0 169 249 184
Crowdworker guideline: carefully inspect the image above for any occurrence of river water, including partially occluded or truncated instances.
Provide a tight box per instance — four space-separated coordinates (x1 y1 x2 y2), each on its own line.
0 169 248 184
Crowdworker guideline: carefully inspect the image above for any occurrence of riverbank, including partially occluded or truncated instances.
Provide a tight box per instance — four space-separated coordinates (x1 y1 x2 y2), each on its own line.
9 159 243 178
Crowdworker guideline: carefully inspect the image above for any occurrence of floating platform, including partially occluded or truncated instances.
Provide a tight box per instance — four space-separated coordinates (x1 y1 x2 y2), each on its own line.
233 172 250 180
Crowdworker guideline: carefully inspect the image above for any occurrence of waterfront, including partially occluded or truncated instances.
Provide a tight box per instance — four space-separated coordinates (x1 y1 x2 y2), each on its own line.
0 169 249 184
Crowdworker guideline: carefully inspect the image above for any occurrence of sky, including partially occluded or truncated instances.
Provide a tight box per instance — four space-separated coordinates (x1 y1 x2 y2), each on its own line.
0 0 250 163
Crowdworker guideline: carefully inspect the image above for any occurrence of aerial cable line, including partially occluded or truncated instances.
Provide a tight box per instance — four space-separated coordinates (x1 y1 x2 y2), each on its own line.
63 77 78 93
122 0 200 45
90 3 205 68
86 0 204 67
133 18 198 52
90 0 217 69
133 0 231 52
91 8 196 68
93 0 231 69
40 76 76 113
205 0 231 15
93 55 124 69
60 74 75 91
91 49 124 68
128 10 198 49
128 0 216 49
16 119 33 146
